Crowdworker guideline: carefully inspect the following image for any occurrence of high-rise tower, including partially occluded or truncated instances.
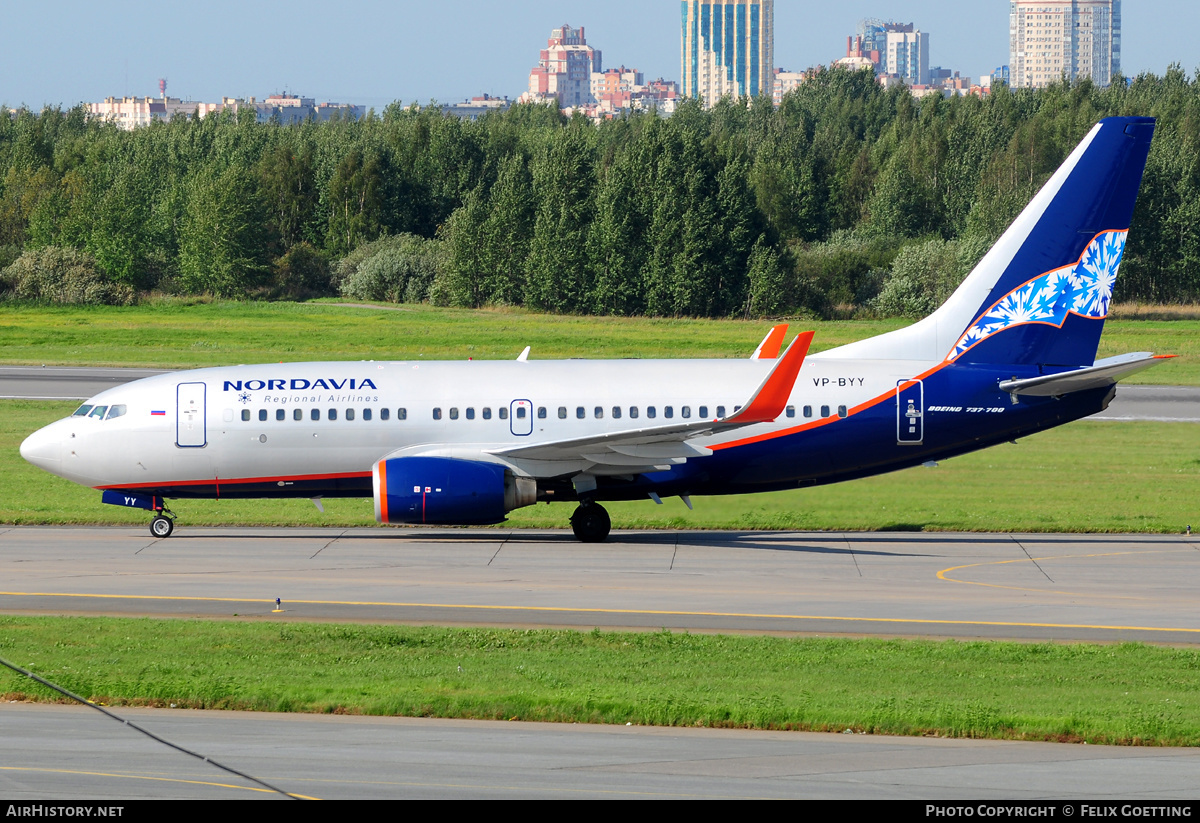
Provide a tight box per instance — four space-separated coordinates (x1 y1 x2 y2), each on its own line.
1010 0 1121 88
521 24 603 108
681 1 774 106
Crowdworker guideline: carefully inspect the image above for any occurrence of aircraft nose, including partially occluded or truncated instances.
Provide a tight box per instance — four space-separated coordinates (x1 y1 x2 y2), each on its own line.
20 425 62 473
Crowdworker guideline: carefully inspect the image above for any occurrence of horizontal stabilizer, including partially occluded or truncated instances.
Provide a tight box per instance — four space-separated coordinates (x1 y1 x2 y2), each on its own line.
998 352 1174 397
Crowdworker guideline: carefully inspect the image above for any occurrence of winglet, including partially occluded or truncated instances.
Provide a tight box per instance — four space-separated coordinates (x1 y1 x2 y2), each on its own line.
725 331 814 424
516 346 530 362
750 324 789 360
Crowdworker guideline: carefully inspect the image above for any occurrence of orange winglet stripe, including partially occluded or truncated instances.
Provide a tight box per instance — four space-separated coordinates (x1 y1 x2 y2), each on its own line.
1153 354 1178 359
751 324 789 360
729 331 814 424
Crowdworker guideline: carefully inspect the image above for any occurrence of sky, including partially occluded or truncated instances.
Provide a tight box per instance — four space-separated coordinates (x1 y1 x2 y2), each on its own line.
2 1 1197 110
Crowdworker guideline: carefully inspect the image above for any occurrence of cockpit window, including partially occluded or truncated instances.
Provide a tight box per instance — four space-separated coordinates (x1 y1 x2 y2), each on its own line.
88 405 109 419
72 405 94 417
106 404 127 420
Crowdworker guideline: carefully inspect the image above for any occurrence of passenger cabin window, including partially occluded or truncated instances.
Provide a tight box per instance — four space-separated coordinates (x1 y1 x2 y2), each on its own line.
576 407 585 419
363 408 372 421
516 407 526 419
664 406 673 419
346 408 356 421
630 407 639 419
499 408 508 420
820 405 830 418
293 408 303 421
259 409 268 422
647 407 656 419
311 409 320 421
699 406 708 419
717 406 726 418
803 406 812 418
242 409 251 421
380 408 390 421
558 407 567 419
466 408 475 420
594 406 603 419
276 409 286 421
432 408 441 420
329 409 338 421
681 406 691 419
397 408 407 420
482 407 492 420
612 406 621 419
838 405 848 418
538 407 547 419
449 408 458 420
785 405 795 418
73 405 93 417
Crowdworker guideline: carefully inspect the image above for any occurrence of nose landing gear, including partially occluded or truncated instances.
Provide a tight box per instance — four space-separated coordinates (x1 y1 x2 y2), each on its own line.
570 502 611 543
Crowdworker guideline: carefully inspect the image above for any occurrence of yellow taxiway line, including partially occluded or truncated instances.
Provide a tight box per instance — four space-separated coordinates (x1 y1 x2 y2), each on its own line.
2 589 1199 635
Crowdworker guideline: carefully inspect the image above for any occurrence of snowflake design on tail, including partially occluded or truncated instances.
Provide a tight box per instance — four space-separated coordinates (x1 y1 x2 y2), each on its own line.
948 230 1127 361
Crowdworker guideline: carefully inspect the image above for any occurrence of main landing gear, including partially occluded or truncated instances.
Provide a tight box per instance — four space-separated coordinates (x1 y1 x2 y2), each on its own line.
150 508 176 539
570 502 611 543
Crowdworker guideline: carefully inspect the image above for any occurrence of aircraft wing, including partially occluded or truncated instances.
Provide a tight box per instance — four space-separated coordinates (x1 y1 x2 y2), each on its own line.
997 352 1174 397
488 332 813 473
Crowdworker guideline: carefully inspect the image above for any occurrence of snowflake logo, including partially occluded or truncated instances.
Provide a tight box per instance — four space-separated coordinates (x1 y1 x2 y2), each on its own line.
949 231 1127 360
238 391 252 404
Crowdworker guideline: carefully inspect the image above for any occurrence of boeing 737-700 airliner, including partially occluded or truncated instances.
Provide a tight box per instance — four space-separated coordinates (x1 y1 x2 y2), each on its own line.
20 117 1171 541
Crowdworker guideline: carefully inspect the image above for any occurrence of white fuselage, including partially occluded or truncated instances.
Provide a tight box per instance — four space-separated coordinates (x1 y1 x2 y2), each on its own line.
23 353 934 493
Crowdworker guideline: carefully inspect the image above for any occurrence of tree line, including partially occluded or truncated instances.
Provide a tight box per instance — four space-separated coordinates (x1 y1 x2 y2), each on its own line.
1 66 1198 316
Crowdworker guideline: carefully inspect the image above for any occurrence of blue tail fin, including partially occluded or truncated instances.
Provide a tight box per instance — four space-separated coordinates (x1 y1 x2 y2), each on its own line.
819 117 1155 368
949 117 1155 367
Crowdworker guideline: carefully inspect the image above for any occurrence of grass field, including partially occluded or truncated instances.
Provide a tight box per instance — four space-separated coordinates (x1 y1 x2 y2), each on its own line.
2 617 1198 745
4 399 1198 532
0 300 1195 384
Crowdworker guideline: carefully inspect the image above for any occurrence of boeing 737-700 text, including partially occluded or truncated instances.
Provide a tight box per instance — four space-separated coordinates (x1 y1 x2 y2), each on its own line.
20 117 1172 541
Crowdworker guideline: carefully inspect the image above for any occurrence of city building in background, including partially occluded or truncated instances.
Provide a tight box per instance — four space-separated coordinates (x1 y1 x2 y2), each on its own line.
840 21 930 86
589 68 679 115
519 24 602 108
441 94 512 121
248 94 366 123
680 0 774 106
1010 0 1121 88
88 83 364 130
884 25 931 86
591 66 644 105
87 95 222 128
772 68 810 105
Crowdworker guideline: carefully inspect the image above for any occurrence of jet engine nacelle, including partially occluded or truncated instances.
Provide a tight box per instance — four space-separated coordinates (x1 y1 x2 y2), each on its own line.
372 456 537 525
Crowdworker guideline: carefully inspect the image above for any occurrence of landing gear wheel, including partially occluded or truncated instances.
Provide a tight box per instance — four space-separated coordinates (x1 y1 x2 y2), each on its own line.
150 515 174 539
570 503 611 543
